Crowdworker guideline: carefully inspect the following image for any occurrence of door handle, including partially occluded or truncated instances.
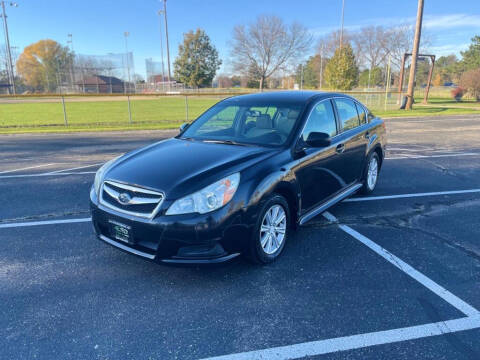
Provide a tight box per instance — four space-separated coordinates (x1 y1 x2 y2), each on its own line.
365 131 370 140
336 143 345 154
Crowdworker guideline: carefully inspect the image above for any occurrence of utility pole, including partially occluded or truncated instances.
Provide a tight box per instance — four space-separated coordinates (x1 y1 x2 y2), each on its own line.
162 0 172 88
157 10 166 89
339 0 345 48
405 0 424 110
1 0 17 95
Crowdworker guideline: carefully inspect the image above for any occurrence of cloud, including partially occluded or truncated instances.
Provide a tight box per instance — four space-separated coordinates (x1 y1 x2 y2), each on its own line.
310 13 480 37
429 43 470 56
423 14 480 30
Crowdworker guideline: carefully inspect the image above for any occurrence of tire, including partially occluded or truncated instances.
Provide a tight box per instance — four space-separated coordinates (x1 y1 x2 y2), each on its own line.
360 151 380 194
246 194 290 264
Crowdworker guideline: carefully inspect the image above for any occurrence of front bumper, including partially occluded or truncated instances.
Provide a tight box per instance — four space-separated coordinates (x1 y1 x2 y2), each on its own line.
90 188 250 264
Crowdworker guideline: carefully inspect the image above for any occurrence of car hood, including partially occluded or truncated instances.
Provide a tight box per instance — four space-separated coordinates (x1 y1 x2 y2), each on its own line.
105 138 279 199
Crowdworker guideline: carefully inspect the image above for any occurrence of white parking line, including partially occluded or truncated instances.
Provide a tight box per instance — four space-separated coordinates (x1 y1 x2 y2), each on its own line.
0 171 96 179
201 212 480 360
0 163 55 174
323 211 479 317
345 189 480 202
201 315 480 360
386 152 479 160
45 162 103 174
0 218 92 229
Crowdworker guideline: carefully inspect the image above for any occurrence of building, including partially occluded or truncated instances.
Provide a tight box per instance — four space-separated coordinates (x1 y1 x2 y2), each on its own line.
75 75 129 93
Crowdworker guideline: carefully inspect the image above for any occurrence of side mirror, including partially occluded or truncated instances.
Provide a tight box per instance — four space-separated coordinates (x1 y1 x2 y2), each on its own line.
305 132 331 147
179 123 189 132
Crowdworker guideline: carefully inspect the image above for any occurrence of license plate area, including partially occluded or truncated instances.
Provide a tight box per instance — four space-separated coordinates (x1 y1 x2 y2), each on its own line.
108 220 133 244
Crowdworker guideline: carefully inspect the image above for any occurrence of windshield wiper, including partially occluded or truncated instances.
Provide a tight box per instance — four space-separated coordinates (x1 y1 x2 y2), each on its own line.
202 139 250 146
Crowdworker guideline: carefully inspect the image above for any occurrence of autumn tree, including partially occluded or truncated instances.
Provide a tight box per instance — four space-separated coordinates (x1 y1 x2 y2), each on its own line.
324 44 359 90
173 29 221 88
459 68 480 101
16 39 73 92
230 15 312 90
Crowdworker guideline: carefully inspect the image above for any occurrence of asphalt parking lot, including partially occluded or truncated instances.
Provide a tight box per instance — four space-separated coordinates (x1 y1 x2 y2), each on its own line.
1 114 480 360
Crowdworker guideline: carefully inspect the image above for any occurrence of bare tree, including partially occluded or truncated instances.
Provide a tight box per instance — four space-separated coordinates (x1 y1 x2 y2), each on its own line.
352 26 390 70
230 15 312 90
384 24 431 71
317 30 353 59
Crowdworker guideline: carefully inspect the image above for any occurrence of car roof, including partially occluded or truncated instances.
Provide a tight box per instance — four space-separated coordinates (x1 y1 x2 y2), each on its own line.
223 91 354 106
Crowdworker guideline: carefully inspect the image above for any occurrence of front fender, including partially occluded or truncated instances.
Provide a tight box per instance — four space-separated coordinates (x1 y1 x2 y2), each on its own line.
243 169 300 226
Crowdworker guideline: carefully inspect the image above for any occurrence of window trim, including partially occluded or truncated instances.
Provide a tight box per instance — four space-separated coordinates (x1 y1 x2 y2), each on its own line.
354 101 367 125
332 97 362 133
297 98 339 143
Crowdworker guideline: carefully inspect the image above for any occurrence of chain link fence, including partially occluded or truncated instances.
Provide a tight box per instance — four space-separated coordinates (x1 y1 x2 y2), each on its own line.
0 91 403 131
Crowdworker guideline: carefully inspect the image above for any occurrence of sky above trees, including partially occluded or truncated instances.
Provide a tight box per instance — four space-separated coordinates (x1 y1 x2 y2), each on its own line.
2 0 480 77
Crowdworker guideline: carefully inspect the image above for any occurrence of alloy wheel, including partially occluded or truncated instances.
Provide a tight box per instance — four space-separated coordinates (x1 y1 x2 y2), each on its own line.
259 204 287 255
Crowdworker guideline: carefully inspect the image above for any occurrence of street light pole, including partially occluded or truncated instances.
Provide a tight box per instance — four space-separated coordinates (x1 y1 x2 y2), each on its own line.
67 34 75 91
319 44 324 89
124 31 131 94
405 0 424 110
1 0 16 95
339 0 345 48
157 10 166 90
162 0 172 88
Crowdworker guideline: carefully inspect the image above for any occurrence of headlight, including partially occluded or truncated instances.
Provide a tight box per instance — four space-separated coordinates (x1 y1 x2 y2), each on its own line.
166 173 240 215
94 157 119 195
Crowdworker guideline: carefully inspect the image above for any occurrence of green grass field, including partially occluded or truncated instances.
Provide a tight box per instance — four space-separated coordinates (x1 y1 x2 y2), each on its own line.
0 95 479 134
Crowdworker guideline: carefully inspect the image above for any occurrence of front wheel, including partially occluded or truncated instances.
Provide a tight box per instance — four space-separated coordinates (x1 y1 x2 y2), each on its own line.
360 152 380 194
247 194 290 264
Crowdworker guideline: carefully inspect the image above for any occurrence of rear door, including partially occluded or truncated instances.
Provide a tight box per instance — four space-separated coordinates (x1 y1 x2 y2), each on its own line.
332 98 368 184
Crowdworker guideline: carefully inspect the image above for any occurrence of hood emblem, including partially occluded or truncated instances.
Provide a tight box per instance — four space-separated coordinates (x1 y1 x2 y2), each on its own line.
118 192 132 205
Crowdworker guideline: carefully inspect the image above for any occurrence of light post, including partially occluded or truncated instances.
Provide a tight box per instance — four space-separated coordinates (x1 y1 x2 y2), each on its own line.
161 0 171 89
157 9 166 91
124 31 131 94
1 1 17 95
339 0 345 48
67 34 75 91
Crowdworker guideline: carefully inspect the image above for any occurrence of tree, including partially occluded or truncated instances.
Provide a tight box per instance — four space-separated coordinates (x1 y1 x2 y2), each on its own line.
230 15 312 90
295 55 322 88
16 39 73 92
173 29 221 88
352 26 389 70
324 44 359 90
433 54 461 85
359 67 384 88
459 68 480 101
460 35 480 71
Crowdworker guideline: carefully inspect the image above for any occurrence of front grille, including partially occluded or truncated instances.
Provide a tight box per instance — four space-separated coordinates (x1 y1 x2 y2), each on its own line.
99 180 164 219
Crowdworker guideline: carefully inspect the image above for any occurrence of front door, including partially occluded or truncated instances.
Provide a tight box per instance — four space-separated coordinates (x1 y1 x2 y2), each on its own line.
294 99 345 214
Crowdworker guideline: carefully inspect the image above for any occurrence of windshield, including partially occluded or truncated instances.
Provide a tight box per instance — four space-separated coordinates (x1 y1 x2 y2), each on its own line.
180 101 303 146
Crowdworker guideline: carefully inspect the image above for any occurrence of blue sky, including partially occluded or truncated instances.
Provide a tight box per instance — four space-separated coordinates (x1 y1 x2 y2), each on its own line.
3 0 480 78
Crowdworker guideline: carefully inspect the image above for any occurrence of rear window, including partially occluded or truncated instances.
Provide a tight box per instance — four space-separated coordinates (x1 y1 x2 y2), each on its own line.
355 103 367 125
334 98 359 131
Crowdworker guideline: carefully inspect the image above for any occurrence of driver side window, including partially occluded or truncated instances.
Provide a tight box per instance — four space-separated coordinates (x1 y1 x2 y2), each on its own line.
301 100 337 142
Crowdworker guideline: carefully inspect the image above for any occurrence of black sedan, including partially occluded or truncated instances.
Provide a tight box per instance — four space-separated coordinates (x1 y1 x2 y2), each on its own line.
90 91 387 264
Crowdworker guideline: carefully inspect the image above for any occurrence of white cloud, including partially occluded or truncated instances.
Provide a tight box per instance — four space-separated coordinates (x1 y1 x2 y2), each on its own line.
310 13 480 37
429 43 470 56
423 14 480 30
